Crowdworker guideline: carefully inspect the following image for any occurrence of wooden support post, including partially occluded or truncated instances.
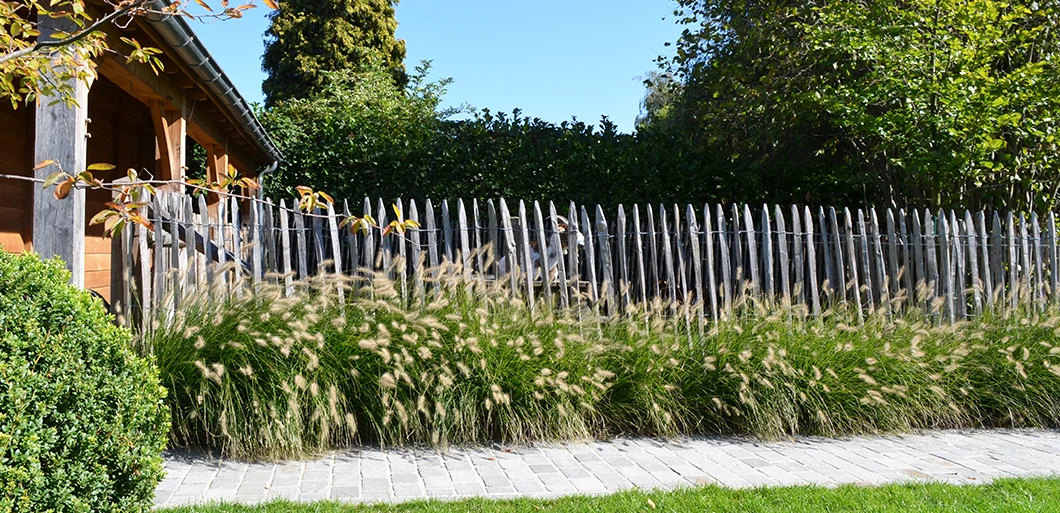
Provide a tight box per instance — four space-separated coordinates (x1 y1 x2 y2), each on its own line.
150 100 187 192
33 15 89 287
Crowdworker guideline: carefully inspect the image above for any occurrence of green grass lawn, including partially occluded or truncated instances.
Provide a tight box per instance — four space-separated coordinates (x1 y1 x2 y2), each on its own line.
159 478 1060 512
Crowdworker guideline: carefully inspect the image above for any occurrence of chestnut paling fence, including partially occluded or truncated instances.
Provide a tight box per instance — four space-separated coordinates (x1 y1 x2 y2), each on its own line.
110 192 1060 331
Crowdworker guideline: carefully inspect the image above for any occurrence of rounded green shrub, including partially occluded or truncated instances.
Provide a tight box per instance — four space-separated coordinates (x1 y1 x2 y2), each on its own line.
0 252 169 512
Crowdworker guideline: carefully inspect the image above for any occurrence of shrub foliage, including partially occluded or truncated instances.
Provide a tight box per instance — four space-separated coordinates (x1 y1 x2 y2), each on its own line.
0 252 169 512
152 267 1060 460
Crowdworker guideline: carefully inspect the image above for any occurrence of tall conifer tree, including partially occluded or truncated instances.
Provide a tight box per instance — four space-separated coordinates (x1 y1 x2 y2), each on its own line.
262 0 406 106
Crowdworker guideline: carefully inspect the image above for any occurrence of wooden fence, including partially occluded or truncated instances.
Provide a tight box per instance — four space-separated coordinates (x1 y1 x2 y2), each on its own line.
111 192 1060 331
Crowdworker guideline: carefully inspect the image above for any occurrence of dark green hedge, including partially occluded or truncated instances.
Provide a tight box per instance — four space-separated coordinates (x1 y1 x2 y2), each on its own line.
0 251 169 512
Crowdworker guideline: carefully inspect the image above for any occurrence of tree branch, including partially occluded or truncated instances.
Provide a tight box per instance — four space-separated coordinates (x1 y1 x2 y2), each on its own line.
0 1 144 66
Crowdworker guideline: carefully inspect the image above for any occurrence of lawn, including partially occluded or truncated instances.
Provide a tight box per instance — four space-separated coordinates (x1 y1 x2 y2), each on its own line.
158 478 1060 512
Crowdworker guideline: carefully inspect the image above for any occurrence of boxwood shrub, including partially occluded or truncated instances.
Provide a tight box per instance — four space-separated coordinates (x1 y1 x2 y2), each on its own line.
0 251 169 512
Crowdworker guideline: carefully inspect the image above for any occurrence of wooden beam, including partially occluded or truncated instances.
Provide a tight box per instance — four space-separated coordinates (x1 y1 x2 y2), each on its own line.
96 56 264 174
150 100 187 189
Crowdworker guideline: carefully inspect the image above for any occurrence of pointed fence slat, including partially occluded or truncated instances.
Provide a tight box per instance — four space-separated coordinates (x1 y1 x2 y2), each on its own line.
458 199 472 279
978 211 993 311
716 204 733 317
499 199 519 294
581 205 599 303
567 202 581 297
966 211 982 315
792 205 804 305
819 207 834 300
408 200 423 296
830 207 846 303
279 200 293 295
534 201 551 304
704 205 719 321
1033 213 1044 309
857 209 874 313
744 204 760 299
899 209 914 307
950 211 966 319
441 200 454 265
519 201 535 306
660 206 677 303
687 205 704 315
426 200 439 270
871 209 889 315
550 201 570 309
939 215 955 322
804 206 820 315
597 205 615 310
925 210 939 306
633 205 647 304
647 205 661 301
618 205 631 309
488 200 499 276
761 205 774 301
1020 213 1031 306
473 199 485 279
886 209 900 306
776 205 790 305
1051 212 1058 302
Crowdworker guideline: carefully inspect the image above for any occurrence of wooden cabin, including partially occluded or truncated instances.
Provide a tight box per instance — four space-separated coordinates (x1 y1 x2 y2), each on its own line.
0 7 281 303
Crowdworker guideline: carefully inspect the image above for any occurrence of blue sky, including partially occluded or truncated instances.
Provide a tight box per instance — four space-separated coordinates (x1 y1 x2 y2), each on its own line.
190 1 681 133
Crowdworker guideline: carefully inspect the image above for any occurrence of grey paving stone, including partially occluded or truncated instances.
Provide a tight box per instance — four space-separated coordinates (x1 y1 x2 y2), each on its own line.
160 430 1060 505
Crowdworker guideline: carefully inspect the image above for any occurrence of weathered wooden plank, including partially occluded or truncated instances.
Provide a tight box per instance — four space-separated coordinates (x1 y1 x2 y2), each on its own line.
327 201 344 299
152 195 166 311
425 199 439 270
660 205 677 303
886 209 900 306
362 198 375 271
977 211 993 311
216 197 229 286
198 195 213 286
760 205 774 301
791 205 804 305
633 204 647 305
732 204 744 299
488 200 499 277
1051 212 1058 302
938 215 955 322
441 200 454 265
617 205 631 309
844 208 862 318
871 208 889 315
830 207 846 303
137 218 152 333
568 202 581 299
1033 212 1044 309
168 195 182 307
647 205 661 301
950 210 966 319
687 204 704 316
293 207 308 280
519 201 536 306
899 209 913 308
1007 212 1018 308
457 199 471 279
912 210 925 305
581 205 598 303
264 199 278 274
310 203 323 276
343 200 359 277
549 201 570 309
395 199 407 281
473 199 484 279
992 213 1005 308
249 196 262 284
377 199 391 274
408 200 423 297
857 209 874 313
703 205 719 321
457 199 472 279
231 197 243 294
534 201 552 304
924 209 939 306
278 199 292 295
499 199 520 294
673 205 689 307
1020 213 1031 306
716 204 733 317
597 205 615 311
804 206 820 315
966 211 982 315
820 207 835 300
775 205 790 305
744 204 760 300
327 202 343 276
180 196 194 292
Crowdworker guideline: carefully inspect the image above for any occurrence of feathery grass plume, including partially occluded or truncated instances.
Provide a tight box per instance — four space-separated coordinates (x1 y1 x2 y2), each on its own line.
147 262 1060 460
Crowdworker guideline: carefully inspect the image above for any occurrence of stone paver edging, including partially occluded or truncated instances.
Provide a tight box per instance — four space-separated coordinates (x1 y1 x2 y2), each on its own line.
155 429 1060 507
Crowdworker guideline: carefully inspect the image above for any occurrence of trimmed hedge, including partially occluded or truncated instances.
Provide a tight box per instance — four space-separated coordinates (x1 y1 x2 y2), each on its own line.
0 252 169 512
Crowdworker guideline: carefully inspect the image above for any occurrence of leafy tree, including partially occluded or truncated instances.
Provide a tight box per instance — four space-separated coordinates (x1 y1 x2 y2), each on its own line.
262 0 406 106
635 71 681 130
665 0 1060 211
